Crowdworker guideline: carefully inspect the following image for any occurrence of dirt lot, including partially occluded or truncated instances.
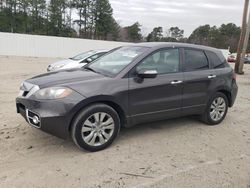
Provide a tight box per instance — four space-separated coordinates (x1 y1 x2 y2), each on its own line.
0 56 250 188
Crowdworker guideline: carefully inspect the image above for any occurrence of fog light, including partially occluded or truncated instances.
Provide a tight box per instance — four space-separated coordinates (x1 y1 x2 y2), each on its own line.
32 116 39 124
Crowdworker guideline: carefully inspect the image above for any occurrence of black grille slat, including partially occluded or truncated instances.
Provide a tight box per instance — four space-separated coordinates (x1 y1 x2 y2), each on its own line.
22 91 29 97
19 82 39 98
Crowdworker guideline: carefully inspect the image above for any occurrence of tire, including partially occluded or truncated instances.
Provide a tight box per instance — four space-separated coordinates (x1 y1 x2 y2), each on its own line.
201 92 229 125
71 103 120 152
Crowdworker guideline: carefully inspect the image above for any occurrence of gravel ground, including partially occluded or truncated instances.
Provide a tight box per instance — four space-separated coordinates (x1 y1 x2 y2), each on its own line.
0 56 250 188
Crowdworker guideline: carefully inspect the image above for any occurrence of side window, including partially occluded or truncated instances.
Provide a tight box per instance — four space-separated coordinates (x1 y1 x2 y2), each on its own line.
136 49 179 74
81 52 105 63
206 51 225 69
184 49 209 71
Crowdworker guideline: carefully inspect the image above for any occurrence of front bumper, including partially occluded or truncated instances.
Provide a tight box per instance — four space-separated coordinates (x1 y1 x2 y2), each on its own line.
16 92 85 139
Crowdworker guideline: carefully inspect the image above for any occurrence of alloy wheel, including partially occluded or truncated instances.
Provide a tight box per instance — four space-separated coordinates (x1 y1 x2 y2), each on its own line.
81 112 115 146
209 97 226 122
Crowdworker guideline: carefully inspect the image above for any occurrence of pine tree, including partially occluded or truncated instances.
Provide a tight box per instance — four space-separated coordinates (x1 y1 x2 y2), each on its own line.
0 0 119 39
72 0 86 37
95 0 113 39
30 0 47 34
48 0 63 35
126 22 142 42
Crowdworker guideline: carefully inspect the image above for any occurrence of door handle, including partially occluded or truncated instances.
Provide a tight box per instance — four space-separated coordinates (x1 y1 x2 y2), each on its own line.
171 80 183 85
208 75 216 79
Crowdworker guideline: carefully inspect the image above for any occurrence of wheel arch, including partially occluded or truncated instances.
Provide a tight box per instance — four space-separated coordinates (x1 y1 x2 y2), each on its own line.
216 89 232 107
68 96 127 133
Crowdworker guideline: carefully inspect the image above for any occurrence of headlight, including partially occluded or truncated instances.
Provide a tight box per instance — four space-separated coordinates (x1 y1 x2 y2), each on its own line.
56 64 65 68
34 87 73 100
52 64 65 70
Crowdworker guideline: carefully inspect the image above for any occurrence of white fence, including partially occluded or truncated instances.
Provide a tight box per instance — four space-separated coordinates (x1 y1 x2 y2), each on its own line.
0 32 130 58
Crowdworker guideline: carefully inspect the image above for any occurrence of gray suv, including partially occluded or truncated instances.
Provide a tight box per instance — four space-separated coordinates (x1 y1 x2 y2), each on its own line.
16 43 238 151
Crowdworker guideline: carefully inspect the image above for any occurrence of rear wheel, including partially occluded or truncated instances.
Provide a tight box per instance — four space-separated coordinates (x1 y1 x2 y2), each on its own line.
201 92 228 125
71 104 120 152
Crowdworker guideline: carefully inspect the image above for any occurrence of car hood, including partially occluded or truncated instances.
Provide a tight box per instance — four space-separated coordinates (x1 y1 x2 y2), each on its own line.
27 69 105 88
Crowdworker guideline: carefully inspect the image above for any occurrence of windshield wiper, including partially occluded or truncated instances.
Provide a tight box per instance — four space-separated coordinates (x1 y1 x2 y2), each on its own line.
83 67 111 77
84 67 98 73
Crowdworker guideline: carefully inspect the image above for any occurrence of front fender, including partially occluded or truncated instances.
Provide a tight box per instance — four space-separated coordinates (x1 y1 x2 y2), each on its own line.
67 95 129 131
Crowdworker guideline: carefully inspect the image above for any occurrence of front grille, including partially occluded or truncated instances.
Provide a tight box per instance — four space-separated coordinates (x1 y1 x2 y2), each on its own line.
22 91 29 97
26 109 41 128
18 82 40 98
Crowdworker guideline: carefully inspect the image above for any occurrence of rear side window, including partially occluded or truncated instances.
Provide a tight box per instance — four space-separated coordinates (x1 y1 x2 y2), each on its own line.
206 51 226 69
184 49 209 71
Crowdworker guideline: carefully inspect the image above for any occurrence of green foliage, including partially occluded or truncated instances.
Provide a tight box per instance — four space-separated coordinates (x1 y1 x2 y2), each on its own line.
188 23 241 52
168 26 184 40
0 0 119 39
125 22 142 42
0 8 12 32
162 37 178 42
147 27 163 42
146 26 184 42
0 0 244 50
91 0 118 40
48 0 64 36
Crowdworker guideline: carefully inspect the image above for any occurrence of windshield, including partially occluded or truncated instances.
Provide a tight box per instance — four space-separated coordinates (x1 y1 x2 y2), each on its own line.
87 46 147 76
70 51 97 61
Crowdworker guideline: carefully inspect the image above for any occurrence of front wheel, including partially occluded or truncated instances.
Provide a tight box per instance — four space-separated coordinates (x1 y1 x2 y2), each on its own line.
201 92 229 125
71 104 120 152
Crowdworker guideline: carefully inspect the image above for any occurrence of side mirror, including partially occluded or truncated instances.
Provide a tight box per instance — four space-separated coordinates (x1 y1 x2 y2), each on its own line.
85 58 92 63
137 69 158 79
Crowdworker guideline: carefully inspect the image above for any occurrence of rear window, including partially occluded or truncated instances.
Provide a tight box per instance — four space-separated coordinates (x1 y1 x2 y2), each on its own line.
184 49 209 71
206 51 226 68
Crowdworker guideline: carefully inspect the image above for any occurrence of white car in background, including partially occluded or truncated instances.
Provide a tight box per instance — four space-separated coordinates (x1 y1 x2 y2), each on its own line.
47 49 108 72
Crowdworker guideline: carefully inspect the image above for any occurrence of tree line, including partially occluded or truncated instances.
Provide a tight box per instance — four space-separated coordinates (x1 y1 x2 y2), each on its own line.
0 0 244 52
0 0 119 40
145 24 241 52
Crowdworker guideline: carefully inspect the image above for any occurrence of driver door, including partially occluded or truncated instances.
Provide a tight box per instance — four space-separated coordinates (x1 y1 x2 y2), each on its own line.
128 48 183 125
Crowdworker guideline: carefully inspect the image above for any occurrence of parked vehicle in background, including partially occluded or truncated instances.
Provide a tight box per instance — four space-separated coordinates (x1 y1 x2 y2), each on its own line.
16 43 238 152
227 54 236 63
47 49 108 72
243 54 250 64
228 53 250 64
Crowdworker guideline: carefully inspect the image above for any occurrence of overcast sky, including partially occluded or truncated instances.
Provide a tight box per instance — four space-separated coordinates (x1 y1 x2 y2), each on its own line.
110 0 244 37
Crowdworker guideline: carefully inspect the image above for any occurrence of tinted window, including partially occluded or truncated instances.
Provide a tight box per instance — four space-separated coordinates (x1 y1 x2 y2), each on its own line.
136 49 179 74
206 51 225 68
184 49 209 71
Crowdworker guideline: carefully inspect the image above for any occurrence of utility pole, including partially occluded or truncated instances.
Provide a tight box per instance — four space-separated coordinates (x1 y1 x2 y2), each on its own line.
238 10 250 74
235 0 249 73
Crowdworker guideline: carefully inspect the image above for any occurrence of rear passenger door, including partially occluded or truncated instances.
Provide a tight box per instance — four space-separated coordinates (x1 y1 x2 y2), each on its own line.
182 48 218 115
